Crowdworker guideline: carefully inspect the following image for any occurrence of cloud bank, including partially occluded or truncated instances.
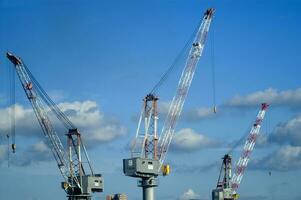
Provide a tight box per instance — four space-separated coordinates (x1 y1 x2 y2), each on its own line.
0 100 127 166
178 189 200 200
157 101 215 122
251 145 301 171
0 101 127 145
12 141 52 166
171 128 218 152
269 115 301 146
226 87 301 108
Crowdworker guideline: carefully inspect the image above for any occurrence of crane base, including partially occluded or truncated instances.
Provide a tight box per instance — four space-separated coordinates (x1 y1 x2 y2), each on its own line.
138 177 158 200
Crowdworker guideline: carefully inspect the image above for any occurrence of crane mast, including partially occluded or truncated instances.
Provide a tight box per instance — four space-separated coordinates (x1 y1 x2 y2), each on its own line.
212 103 269 200
217 154 232 189
123 8 215 200
6 52 103 200
213 154 234 200
131 94 159 160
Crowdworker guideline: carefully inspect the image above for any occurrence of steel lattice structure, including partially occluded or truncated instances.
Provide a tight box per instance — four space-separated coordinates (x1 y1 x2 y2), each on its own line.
130 9 215 170
6 52 101 199
231 103 269 192
157 9 215 168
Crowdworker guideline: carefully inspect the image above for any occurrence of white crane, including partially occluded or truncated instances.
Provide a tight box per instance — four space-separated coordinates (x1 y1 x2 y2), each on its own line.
124 8 215 200
7 52 103 200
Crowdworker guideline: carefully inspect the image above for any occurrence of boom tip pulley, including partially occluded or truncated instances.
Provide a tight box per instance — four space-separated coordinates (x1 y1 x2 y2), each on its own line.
6 52 22 66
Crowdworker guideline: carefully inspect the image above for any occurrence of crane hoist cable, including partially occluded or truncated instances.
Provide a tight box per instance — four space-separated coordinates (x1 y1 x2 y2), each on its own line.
21 62 93 173
149 19 203 95
227 127 251 156
0 133 10 167
9 59 16 153
149 16 218 116
22 63 75 129
6 134 10 167
210 21 217 113
216 158 224 186
226 109 270 156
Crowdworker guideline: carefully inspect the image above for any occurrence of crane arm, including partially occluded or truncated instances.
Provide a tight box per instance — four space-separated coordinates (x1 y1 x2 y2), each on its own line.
6 52 91 191
157 8 215 167
231 103 269 192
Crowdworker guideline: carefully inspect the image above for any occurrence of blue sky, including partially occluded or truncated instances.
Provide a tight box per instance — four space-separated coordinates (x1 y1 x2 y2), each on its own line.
0 0 300 200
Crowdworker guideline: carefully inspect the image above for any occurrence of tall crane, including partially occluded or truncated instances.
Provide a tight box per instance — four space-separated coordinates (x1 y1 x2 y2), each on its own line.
6 52 103 200
123 8 215 200
212 103 269 200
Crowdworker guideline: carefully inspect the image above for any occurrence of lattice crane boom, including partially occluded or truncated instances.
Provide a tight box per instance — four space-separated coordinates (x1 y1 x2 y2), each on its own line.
157 8 215 166
6 52 74 183
231 103 269 192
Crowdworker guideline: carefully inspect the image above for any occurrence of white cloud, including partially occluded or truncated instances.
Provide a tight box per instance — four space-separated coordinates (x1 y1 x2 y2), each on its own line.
158 101 171 115
48 90 67 102
256 134 269 147
158 101 215 122
269 115 301 146
226 87 301 107
62 101 127 145
59 101 103 127
172 128 218 152
32 141 50 153
0 104 36 136
21 141 52 165
0 141 53 167
0 100 127 146
251 145 301 171
182 107 215 121
178 189 200 200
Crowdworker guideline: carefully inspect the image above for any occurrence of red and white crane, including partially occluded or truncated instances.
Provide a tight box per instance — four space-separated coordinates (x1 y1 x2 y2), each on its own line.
212 103 269 200
231 103 269 192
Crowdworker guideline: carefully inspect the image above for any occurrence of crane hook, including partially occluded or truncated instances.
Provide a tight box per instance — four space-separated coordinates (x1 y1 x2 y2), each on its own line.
213 106 217 114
